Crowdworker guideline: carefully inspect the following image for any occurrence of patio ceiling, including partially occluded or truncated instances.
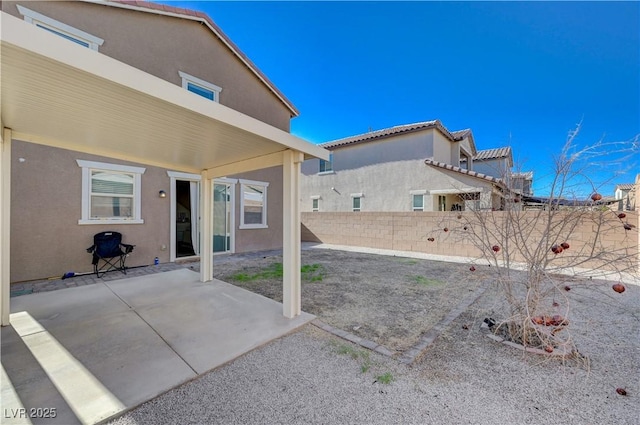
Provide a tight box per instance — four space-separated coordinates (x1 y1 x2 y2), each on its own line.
0 12 329 174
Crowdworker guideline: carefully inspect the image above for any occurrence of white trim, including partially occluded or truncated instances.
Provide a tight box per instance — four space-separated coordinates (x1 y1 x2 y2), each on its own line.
168 171 201 262
77 160 145 174
239 180 268 229
310 195 321 200
412 193 425 212
179 71 222 102
213 179 236 254
214 177 238 185
352 196 362 212
239 178 270 188
167 171 201 181
317 171 335 176
76 160 145 224
17 5 104 51
1 130 12 326
350 193 364 198
429 187 483 195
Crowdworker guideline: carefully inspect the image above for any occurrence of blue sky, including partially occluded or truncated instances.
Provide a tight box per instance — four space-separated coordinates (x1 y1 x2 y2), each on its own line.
159 1 638 197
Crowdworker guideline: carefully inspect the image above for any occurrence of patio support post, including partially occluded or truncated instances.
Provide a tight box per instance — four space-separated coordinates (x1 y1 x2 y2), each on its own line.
282 149 303 318
1 128 11 326
200 171 213 282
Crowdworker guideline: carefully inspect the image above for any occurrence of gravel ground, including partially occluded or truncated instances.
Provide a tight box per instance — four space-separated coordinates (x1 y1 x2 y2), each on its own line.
213 249 487 352
109 264 639 425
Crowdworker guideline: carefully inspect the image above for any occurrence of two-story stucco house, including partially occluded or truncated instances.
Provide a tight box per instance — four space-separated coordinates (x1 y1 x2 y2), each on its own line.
461 146 534 197
301 120 513 213
1 0 327 320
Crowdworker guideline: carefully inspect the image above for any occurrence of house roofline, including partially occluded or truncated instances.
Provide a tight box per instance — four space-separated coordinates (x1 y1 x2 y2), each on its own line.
424 158 507 189
83 0 299 117
320 120 458 150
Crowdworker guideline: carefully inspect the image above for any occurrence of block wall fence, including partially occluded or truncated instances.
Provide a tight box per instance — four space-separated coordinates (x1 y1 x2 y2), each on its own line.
301 211 639 274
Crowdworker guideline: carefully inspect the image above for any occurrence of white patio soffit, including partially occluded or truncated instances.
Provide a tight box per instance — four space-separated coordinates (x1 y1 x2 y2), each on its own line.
0 13 329 173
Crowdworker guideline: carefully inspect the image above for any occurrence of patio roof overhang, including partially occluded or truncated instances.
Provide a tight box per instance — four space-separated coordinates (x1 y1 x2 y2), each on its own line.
0 12 328 173
0 13 329 324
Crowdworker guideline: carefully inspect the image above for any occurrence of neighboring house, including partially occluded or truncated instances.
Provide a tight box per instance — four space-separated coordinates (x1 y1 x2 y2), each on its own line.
300 120 512 213
511 172 534 197
461 147 534 197
614 183 636 211
1 0 327 296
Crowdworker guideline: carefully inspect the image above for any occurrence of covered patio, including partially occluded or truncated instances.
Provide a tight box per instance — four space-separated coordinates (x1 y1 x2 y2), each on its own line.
0 12 329 325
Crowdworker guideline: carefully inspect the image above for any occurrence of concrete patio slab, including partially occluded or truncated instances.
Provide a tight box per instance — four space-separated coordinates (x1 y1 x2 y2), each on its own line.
1 270 314 424
104 269 315 374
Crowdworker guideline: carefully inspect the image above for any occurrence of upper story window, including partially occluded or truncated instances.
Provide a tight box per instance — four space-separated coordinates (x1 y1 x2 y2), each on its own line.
179 71 222 103
76 160 145 225
239 179 269 229
319 153 333 174
17 5 104 51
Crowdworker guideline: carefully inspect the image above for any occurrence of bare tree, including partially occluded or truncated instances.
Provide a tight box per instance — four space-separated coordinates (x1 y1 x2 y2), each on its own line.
436 125 639 361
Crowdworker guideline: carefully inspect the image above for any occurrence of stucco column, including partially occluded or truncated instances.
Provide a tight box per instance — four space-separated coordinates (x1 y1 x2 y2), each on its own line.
282 149 303 318
1 129 11 326
200 171 213 282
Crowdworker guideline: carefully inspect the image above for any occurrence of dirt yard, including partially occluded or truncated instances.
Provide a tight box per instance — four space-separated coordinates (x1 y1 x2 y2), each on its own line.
214 248 491 352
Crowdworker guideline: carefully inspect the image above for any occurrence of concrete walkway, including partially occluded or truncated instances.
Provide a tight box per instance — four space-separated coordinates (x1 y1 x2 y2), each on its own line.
1 269 313 425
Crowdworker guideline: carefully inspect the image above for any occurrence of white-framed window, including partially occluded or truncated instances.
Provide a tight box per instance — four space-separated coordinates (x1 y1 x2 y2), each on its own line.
76 160 145 224
412 195 424 211
239 179 269 229
311 195 320 212
319 153 334 174
410 189 426 211
351 193 363 212
17 5 104 51
179 71 222 102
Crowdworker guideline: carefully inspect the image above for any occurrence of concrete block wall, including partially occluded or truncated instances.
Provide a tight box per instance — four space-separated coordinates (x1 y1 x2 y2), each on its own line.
302 211 639 274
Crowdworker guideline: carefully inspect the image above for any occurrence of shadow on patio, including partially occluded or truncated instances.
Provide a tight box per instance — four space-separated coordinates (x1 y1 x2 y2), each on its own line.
1 269 313 424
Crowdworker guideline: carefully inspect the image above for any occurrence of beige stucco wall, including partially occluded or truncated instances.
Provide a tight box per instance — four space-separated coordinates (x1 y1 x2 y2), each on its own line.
302 211 640 273
231 166 284 253
10 142 285 282
473 158 510 180
300 158 495 212
2 1 292 131
301 130 436 175
432 131 453 164
10 140 171 282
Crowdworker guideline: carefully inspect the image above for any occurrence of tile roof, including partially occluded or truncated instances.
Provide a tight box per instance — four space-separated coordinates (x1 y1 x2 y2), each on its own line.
615 183 635 191
451 128 477 156
424 159 506 188
320 120 457 149
100 0 299 117
473 147 512 161
512 171 534 180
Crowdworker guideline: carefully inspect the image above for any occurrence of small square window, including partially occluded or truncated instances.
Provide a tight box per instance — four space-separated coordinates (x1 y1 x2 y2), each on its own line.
412 194 424 211
187 82 215 101
352 197 361 212
312 198 319 212
179 71 222 102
